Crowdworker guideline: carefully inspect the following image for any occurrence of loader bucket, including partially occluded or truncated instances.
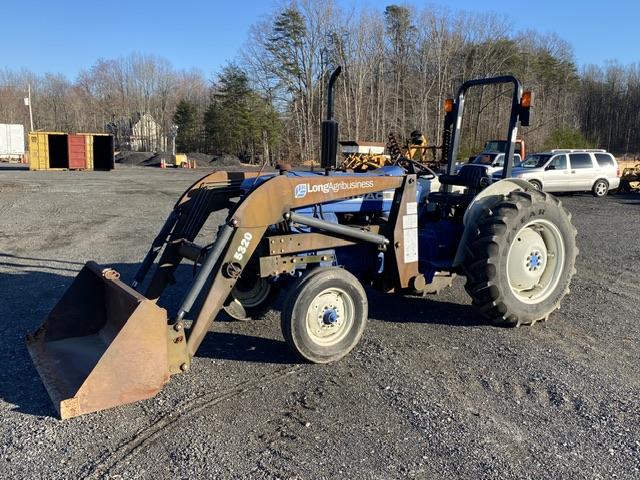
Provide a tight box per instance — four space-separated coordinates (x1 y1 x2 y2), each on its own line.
26 261 170 419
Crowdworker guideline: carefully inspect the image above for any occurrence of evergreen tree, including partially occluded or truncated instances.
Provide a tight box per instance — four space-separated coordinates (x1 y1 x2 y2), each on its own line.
204 65 281 163
172 99 198 152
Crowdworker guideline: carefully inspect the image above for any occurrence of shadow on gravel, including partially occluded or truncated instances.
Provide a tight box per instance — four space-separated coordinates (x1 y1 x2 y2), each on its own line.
0 164 29 171
0 257 291 417
0 258 82 418
611 192 640 205
197 331 295 364
367 289 489 327
562 191 640 205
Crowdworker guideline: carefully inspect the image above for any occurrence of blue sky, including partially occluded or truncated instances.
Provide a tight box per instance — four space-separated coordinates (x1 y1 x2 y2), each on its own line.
2 0 638 79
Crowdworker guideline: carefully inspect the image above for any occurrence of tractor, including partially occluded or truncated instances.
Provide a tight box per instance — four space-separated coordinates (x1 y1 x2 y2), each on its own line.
27 67 577 419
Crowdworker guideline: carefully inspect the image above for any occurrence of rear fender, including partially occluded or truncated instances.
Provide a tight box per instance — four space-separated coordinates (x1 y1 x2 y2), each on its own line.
453 178 533 266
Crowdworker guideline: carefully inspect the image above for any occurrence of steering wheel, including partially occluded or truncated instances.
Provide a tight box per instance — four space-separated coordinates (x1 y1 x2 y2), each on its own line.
394 157 437 179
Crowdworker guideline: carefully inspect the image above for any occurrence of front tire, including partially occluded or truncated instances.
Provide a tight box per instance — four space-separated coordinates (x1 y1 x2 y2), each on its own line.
281 267 367 363
592 179 608 197
463 190 577 326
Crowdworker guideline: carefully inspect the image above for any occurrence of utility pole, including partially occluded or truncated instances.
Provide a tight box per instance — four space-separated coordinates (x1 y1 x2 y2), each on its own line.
24 83 34 132
169 124 178 155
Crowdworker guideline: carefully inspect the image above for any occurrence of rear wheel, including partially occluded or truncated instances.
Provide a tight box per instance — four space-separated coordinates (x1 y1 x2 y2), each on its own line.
528 179 542 191
463 190 577 326
592 179 608 197
281 267 367 363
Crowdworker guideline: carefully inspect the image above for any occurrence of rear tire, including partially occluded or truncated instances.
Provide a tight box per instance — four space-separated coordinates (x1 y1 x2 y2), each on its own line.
592 179 608 197
463 190 577 326
528 179 542 191
281 267 367 363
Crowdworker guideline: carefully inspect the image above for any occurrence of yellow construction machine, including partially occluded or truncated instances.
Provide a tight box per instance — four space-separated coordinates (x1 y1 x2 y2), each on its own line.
339 140 389 171
339 130 443 172
619 160 640 192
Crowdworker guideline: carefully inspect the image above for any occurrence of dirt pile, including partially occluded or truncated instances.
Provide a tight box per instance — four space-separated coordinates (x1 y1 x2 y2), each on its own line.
115 151 241 168
210 154 241 167
185 152 213 165
115 151 177 167
145 153 175 167
115 151 155 166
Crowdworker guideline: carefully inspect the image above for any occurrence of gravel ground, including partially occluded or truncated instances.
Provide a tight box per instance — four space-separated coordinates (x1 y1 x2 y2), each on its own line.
0 165 639 479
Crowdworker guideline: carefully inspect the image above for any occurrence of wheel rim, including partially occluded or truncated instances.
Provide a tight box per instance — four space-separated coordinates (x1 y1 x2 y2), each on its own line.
231 277 271 308
530 181 541 190
506 219 565 304
595 182 607 196
305 287 354 347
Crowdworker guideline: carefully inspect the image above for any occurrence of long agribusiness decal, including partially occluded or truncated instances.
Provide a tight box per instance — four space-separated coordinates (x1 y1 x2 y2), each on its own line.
294 180 375 199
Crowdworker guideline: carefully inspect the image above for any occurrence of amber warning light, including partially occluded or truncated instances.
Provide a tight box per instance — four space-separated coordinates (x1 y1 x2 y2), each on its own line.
444 98 454 113
521 91 533 108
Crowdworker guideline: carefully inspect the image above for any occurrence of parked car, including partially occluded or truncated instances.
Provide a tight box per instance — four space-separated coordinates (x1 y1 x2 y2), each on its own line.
496 149 620 197
459 152 522 176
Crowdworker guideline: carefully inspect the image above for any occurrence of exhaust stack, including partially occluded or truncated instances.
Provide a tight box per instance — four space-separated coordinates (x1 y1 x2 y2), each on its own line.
320 66 342 171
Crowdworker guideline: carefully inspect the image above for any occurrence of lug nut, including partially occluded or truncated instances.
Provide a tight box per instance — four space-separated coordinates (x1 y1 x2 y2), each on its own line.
180 363 189 372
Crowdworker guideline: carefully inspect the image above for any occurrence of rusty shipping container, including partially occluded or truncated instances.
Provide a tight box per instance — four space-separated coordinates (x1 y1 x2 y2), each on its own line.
67 134 87 169
29 132 114 171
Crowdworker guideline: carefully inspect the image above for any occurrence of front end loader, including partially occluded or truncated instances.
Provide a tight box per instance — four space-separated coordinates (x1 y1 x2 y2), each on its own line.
28 68 577 419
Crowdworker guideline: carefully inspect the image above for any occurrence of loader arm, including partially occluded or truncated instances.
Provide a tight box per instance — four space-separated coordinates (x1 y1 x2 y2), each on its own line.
133 171 264 300
184 173 406 356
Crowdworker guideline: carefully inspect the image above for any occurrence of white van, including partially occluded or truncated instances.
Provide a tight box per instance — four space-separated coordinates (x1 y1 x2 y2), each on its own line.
504 149 620 197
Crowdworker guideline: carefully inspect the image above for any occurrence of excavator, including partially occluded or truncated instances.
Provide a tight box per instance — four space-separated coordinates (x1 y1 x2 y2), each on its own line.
27 68 577 419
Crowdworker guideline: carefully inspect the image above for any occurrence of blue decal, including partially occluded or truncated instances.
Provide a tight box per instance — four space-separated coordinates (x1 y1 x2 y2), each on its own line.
294 183 308 199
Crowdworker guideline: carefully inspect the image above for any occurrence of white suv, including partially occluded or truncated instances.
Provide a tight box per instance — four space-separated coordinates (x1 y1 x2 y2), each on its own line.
504 149 620 197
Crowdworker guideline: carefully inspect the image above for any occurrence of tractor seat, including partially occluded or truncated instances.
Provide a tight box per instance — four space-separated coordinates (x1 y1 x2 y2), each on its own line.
438 164 492 190
428 164 491 210
427 191 475 209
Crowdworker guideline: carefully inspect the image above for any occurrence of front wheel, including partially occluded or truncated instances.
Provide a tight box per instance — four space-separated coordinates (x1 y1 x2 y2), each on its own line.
281 267 368 363
223 274 279 321
463 190 577 326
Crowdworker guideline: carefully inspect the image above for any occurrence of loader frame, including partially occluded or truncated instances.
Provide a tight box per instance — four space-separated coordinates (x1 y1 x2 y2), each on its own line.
134 171 420 363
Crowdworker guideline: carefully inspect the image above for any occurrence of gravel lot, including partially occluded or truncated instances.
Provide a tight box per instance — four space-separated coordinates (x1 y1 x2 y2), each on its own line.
0 165 639 479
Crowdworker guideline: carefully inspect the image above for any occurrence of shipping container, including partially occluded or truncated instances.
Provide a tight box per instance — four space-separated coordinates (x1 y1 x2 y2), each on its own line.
0 124 25 162
28 132 114 171
79 133 115 170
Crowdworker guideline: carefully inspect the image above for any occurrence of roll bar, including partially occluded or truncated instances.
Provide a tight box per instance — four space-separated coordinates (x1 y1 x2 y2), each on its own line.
444 76 531 181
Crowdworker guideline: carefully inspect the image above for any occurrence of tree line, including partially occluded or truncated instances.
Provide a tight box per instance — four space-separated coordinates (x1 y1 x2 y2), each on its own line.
1 1 638 164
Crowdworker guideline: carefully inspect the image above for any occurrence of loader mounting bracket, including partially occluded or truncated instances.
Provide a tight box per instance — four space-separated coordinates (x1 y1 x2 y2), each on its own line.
259 253 336 277
167 323 191 375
